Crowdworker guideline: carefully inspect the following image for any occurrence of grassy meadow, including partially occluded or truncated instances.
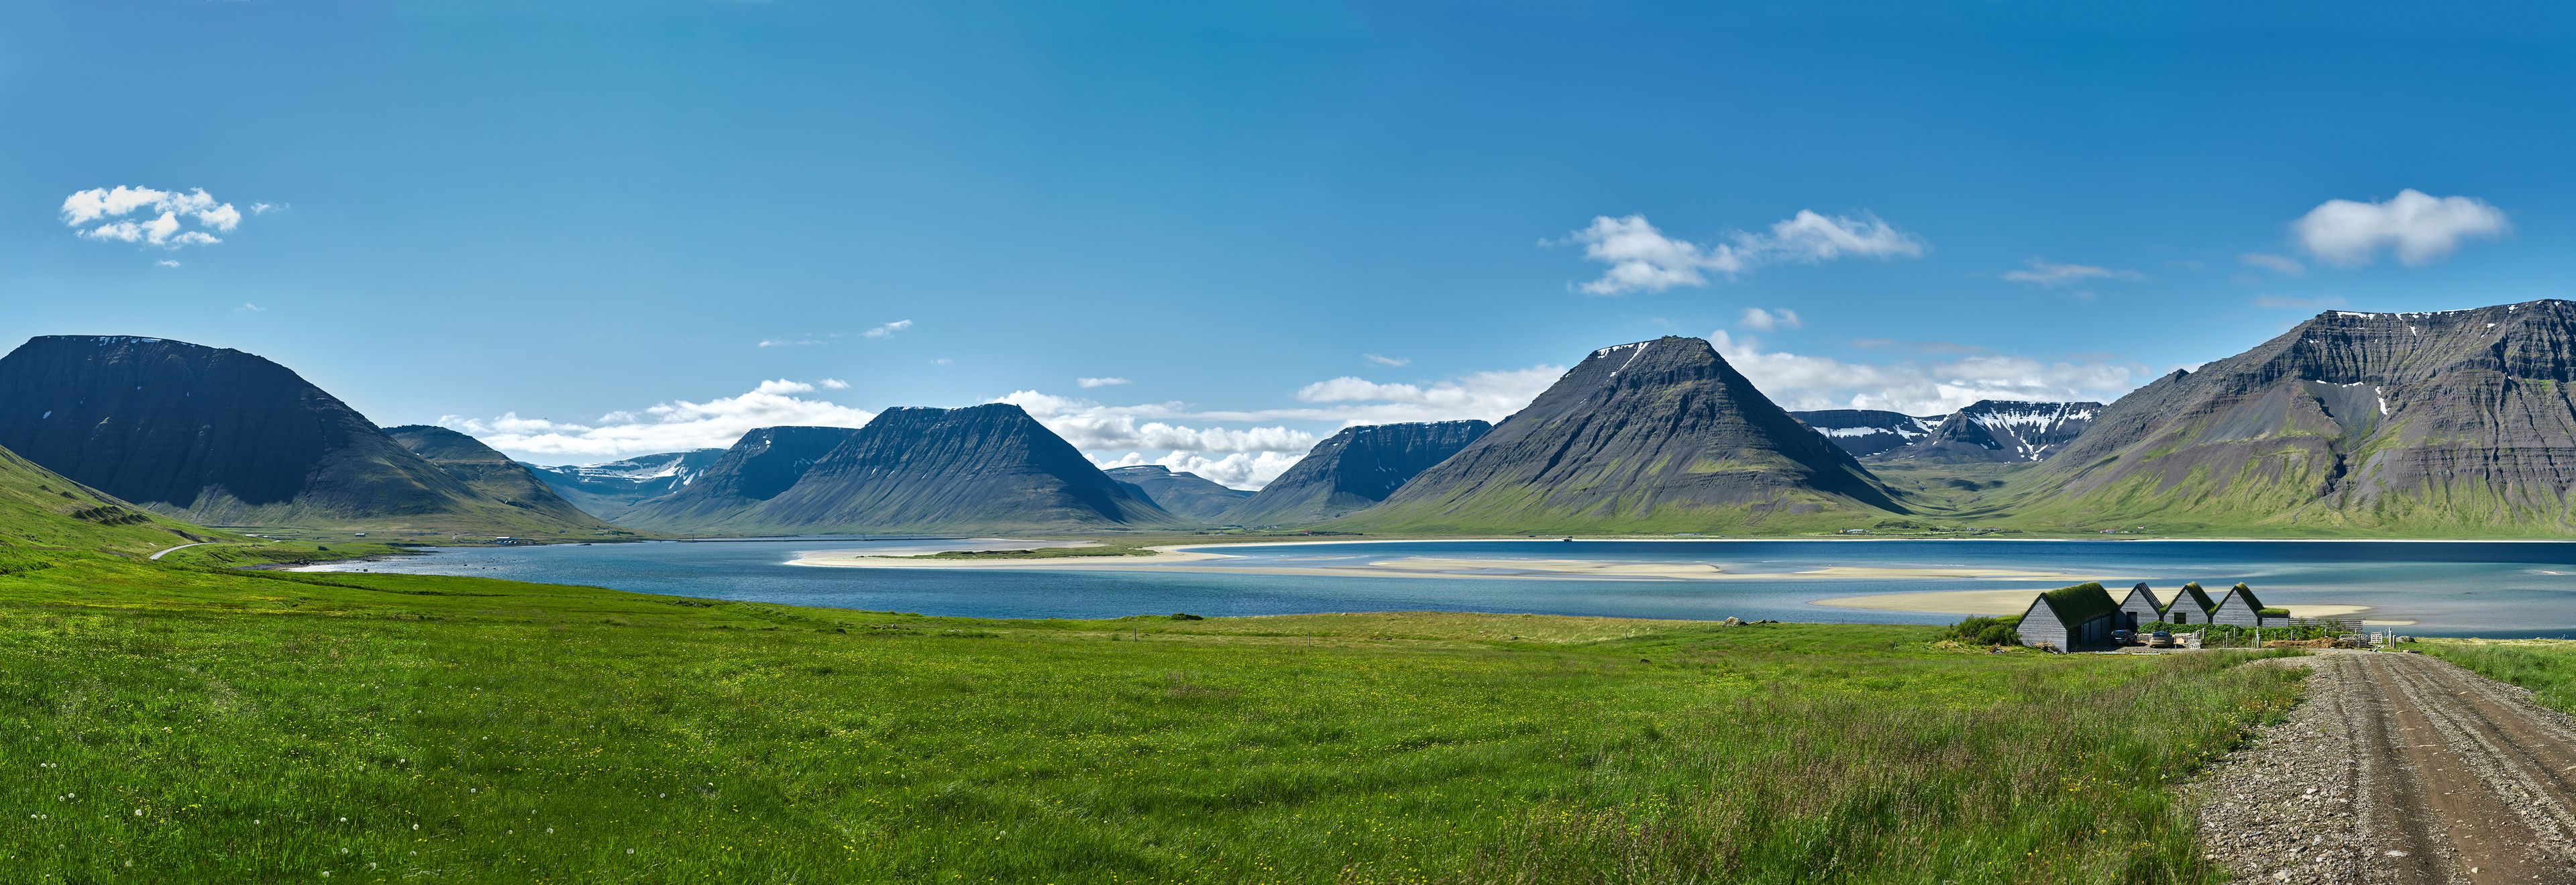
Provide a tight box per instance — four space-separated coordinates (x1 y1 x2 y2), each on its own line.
0 550 2306 883
2420 639 2576 713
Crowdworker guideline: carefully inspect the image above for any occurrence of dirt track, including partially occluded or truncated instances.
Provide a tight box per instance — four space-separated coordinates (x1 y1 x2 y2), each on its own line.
2192 651 2576 884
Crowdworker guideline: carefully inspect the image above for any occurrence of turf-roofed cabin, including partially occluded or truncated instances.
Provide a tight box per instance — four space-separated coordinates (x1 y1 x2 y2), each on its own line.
2113 582 2165 632
2207 582 2286 627
2161 582 2219 625
2017 582 2122 652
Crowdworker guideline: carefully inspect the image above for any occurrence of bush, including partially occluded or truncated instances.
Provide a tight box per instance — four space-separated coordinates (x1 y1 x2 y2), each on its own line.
1939 614 2021 647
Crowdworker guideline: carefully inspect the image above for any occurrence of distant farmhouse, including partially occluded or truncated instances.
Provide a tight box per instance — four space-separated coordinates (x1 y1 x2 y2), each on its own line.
2015 582 2121 651
2207 582 2286 627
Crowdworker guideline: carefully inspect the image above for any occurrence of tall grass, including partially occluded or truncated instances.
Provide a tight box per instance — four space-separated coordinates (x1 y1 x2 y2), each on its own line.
2420 639 2576 713
0 552 2301 882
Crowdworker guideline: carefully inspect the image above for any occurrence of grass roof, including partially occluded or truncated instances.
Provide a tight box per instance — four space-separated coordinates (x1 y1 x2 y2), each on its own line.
2032 582 2121 631
2229 582 2269 612
2171 581 2218 615
2118 582 2166 613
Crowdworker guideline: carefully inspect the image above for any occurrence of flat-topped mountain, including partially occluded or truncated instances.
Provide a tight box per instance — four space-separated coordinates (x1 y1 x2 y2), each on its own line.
1221 421 1490 526
1105 465 1250 523
651 405 1181 533
0 335 604 534
525 449 727 521
382 426 616 531
1794 409 1939 458
2015 301 2576 534
617 426 859 531
1338 337 1904 531
1882 400 2100 463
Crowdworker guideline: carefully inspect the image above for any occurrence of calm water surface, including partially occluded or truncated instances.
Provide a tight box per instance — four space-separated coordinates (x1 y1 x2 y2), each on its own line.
302 539 2576 637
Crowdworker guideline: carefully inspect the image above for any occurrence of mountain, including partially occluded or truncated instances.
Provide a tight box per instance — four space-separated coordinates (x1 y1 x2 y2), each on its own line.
382 426 619 531
1337 337 1904 532
2010 301 2576 535
616 426 859 531
1794 409 1939 458
698 405 1182 533
1220 421 1491 526
0 335 609 535
1878 400 2101 463
524 449 727 521
0 442 219 554
1105 466 1251 523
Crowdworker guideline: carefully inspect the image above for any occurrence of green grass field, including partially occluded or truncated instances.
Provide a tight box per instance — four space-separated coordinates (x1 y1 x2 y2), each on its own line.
0 550 2304 883
2420 639 2576 713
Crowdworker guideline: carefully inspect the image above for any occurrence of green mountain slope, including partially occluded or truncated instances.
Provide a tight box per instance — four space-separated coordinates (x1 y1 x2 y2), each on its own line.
382 426 630 536
0 444 221 554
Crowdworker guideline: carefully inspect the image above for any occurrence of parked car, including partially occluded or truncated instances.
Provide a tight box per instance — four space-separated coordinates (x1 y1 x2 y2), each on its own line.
2148 630 2176 648
2112 629 2135 646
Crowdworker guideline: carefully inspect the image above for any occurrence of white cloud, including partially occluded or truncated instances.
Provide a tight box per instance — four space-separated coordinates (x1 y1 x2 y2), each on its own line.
1738 307 1801 332
757 338 824 348
2000 259 2145 288
930 358 953 366
1707 330 2143 416
250 202 285 215
1560 211 1926 295
863 319 914 340
1097 451 1305 490
235 303 264 313
61 187 250 250
155 260 180 268
1076 377 1130 388
443 378 876 461
2293 189 2509 267
2239 252 2306 276
1363 354 1409 367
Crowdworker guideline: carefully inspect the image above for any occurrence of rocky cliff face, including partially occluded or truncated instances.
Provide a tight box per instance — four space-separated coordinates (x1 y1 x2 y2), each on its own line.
382 426 613 530
1880 401 2100 463
2017 301 2576 533
1105 465 1250 523
1793 409 1939 458
1220 421 1490 526
523 449 728 521
616 427 858 531
0 335 598 533
1338 337 1904 531
655 405 1180 533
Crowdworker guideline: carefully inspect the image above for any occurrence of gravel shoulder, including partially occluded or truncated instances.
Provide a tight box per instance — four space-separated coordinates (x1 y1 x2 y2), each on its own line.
2187 650 2576 884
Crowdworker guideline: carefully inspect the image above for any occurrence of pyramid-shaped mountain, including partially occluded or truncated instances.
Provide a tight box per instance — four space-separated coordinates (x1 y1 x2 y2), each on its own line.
0 335 606 535
1106 465 1250 523
692 405 1182 533
1222 420 1490 526
616 426 859 531
1338 337 1904 531
2012 300 2576 534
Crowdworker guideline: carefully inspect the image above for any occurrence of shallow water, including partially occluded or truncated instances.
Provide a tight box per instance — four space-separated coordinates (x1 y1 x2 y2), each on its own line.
300 538 2576 637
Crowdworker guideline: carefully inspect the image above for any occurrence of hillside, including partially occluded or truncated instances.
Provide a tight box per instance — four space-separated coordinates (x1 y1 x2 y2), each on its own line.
0 335 614 536
616 426 859 532
1105 465 1250 522
1337 337 1905 533
382 426 625 534
525 449 726 521
0 443 220 554
2003 301 2576 535
1221 421 1490 526
720 405 1182 533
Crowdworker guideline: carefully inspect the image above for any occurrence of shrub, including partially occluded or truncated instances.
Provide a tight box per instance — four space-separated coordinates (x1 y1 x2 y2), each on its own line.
1939 614 2021 646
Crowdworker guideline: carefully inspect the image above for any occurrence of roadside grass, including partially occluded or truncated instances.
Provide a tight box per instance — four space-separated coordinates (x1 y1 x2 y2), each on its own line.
2418 639 2576 713
0 552 2302 883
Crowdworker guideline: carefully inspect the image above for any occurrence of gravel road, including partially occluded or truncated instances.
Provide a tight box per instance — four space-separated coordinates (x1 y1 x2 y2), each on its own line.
2189 651 2576 884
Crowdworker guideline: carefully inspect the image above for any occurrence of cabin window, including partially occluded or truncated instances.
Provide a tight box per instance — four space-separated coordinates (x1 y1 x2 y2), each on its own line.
2173 612 2188 624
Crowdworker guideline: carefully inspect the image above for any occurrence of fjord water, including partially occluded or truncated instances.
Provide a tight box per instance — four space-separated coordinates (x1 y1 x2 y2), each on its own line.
305 539 2576 637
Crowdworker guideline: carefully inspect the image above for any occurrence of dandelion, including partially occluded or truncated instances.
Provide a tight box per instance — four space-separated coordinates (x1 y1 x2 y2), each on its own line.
625 849 635 855
133 809 143 817
545 827 553 834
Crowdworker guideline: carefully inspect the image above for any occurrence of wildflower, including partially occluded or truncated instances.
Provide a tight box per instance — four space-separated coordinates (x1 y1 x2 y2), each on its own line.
133 809 143 817
625 849 635 855
545 828 553 834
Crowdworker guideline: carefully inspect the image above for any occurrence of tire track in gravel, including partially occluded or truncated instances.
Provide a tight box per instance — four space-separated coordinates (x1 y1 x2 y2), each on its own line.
2192 652 2576 884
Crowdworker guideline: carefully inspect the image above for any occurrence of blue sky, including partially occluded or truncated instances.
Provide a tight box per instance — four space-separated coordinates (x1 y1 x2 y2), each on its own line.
8 1 2575 486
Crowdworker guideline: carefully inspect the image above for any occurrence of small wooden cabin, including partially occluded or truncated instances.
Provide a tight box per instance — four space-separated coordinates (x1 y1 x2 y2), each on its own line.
2161 582 2219 625
2207 582 2284 628
2017 582 2122 652
2114 582 2165 631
